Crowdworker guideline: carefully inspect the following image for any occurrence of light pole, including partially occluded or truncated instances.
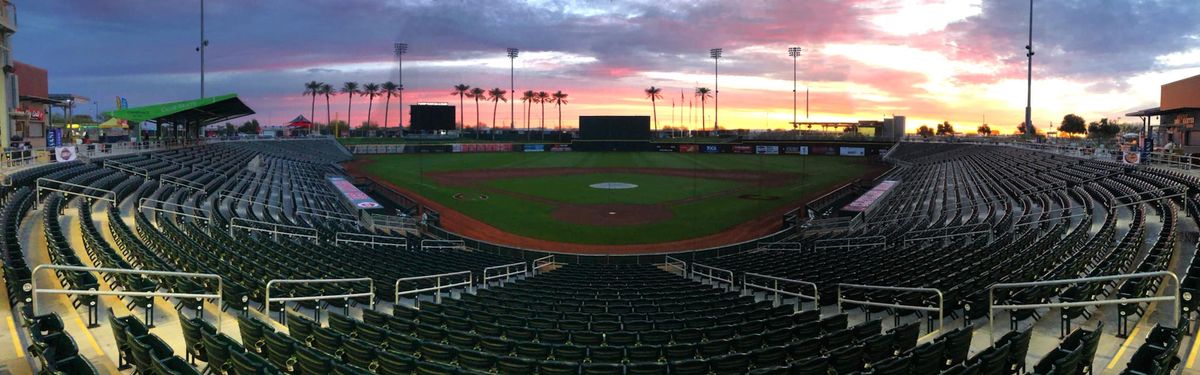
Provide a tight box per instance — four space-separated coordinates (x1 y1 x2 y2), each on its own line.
788 47 801 130
710 48 722 133
196 0 209 98
1023 0 1034 137
507 48 519 130
394 43 408 129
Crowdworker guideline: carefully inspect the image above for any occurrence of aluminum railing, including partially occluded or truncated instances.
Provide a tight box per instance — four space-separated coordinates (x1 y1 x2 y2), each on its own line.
334 232 407 248
35 178 116 209
483 262 528 285
743 272 819 312
264 277 374 322
394 270 473 309
159 174 206 192
103 159 149 178
533 255 557 274
32 265 222 328
838 283 944 337
813 235 887 248
137 197 212 227
663 256 688 276
692 263 736 291
421 239 467 251
756 242 807 251
229 217 319 241
988 271 1180 343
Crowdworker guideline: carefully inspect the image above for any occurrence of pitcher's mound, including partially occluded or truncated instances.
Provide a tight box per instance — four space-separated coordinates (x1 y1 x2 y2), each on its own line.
590 182 639 189
552 204 673 226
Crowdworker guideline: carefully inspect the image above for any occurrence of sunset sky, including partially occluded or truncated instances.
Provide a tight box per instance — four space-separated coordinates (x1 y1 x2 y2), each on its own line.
17 0 1200 134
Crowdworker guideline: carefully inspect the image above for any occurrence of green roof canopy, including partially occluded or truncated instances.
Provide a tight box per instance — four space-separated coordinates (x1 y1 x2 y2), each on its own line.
105 93 254 125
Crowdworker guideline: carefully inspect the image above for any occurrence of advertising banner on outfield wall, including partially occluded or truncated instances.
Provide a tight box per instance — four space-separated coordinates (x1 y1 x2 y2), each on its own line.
453 143 513 153
656 144 679 152
733 145 754 154
550 144 571 152
679 144 699 153
839 147 866 156
524 144 545 152
782 146 809 155
755 145 780 155
702 145 723 154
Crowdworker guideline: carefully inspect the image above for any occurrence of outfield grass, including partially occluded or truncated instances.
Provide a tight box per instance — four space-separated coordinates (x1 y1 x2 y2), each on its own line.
358 152 871 245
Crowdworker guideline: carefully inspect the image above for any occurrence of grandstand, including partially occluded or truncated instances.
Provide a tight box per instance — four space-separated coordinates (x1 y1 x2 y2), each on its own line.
1 137 1197 375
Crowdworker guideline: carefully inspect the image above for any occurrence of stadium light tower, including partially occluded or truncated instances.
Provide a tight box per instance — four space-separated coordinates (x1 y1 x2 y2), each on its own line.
1023 0 1035 137
508 48 519 129
710 48 722 132
395 43 408 128
788 47 801 129
196 0 209 98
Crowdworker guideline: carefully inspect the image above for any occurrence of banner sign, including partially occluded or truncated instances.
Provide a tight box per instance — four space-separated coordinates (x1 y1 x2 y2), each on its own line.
840 147 866 156
549 144 571 152
733 145 754 154
453 143 512 153
679 144 699 153
328 176 383 209
656 144 679 152
782 146 809 155
702 145 722 154
842 180 899 212
47 128 63 148
755 145 780 155
55 146 78 162
524 144 545 152
1122 151 1141 165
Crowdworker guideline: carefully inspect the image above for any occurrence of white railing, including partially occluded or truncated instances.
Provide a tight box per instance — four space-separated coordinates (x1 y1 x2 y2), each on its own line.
483 262 528 285
31 265 223 328
421 239 467 251
35 178 117 209
838 283 944 338
691 263 736 290
159 174 206 192
813 235 887 250
533 255 558 274
103 159 149 178
756 242 807 251
743 272 819 311
334 232 407 248
394 271 473 309
264 277 374 321
663 255 688 276
229 217 319 241
988 271 1180 343
137 197 212 226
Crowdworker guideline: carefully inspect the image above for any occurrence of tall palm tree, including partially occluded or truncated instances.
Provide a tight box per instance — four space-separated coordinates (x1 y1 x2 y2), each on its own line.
319 83 335 135
487 88 508 131
645 86 663 132
467 87 486 131
341 82 360 135
362 83 381 128
536 91 550 132
380 82 399 128
521 90 535 132
695 87 712 132
303 81 322 129
551 91 569 132
451 84 471 130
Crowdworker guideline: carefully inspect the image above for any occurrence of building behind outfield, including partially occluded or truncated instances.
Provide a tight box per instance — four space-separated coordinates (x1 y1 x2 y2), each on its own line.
1127 73 1200 154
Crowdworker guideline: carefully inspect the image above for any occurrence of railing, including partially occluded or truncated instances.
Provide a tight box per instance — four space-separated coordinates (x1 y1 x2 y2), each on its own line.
1 141 175 171
35 178 117 209
334 232 407 248
103 159 149 178
31 265 222 328
813 235 886 250
394 271 473 309
691 263 736 291
988 271 1180 343
483 262 528 285
756 242 807 251
229 217 319 241
219 192 285 212
159 174 206 192
743 272 819 311
533 255 557 274
901 229 993 245
137 198 212 226
838 283 944 337
421 239 467 251
264 277 374 322
663 256 688 276
369 214 418 229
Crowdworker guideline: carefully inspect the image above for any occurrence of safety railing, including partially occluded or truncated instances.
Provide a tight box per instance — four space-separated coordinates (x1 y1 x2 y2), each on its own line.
533 255 557 274
901 229 993 245
838 283 944 337
743 272 819 311
137 197 212 227
813 235 887 249
297 210 362 227
756 242 807 251
264 277 374 323
35 178 116 210
229 217 319 241
159 174 206 192
369 214 418 229
988 271 1180 343
421 239 467 251
395 270 473 309
32 265 222 328
334 232 407 248
663 256 688 276
691 263 736 291
483 262 528 285
219 192 285 212
103 159 149 178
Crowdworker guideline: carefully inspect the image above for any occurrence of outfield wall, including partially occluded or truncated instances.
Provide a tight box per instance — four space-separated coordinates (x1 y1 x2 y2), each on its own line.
347 140 893 157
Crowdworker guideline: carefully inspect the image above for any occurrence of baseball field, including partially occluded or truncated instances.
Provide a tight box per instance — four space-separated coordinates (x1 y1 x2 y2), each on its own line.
347 152 880 250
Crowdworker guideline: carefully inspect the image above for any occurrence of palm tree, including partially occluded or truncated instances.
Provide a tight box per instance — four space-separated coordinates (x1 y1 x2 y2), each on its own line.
319 83 335 135
467 87 486 131
521 90 535 132
451 84 471 130
362 83 380 129
645 86 663 132
536 91 550 132
341 82 360 135
695 87 712 132
380 82 399 128
487 88 508 132
303 81 322 129
551 91 569 132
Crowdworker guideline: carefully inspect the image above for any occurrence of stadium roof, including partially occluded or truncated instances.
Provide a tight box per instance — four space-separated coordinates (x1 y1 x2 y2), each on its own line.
105 93 254 125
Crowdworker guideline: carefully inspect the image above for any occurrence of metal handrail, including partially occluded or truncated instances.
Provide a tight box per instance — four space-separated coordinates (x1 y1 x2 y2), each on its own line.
743 272 819 311
691 263 736 290
394 270 472 308
757 242 806 251
663 255 688 276
421 239 466 251
264 277 375 317
987 271 1180 343
902 229 992 244
813 235 887 247
334 232 407 248
533 255 557 274
483 262 527 284
137 197 212 224
838 283 944 337
31 265 223 328
36 178 117 208
229 217 319 240
104 159 149 178
159 174 206 192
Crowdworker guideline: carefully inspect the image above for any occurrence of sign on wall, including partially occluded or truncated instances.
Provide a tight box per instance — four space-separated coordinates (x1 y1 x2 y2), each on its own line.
755 145 780 155
328 176 383 209
840 147 866 156
55 146 78 162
